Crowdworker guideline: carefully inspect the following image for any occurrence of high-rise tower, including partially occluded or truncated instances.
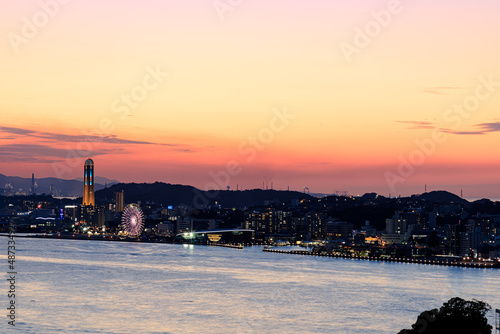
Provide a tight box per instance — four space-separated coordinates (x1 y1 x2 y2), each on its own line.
83 158 95 206
115 190 124 213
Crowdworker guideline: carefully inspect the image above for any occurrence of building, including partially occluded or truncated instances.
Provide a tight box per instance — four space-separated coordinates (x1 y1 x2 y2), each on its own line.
176 218 216 234
459 231 471 256
244 209 293 238
359 220 377 237
382 212 411 244
115 191 124 212
157 222 175 236
177 219 193 234
64 205 80 221
95 206 106 229
326 219 353 242
386 212 407 234
177 229 254 244
83 158 95 207
382 234 406 245
306 212 327 239
31 173 35 195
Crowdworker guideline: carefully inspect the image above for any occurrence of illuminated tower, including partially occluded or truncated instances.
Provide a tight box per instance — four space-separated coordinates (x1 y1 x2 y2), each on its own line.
83 158 95 206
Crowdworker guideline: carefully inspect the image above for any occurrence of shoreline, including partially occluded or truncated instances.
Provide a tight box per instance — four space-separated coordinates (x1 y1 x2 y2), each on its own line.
0 233 251 248
262 248 500 269
3 234 499 269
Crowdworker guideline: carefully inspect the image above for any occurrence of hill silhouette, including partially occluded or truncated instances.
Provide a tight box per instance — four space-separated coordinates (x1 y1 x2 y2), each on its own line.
95 182 313 208
412 190 468 204
0 173 117 197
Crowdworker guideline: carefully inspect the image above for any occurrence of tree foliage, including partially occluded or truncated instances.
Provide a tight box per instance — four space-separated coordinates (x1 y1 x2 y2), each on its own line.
399 297 492 334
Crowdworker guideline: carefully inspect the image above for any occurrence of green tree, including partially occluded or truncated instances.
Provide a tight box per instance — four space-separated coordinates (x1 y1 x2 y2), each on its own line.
399 297 492 334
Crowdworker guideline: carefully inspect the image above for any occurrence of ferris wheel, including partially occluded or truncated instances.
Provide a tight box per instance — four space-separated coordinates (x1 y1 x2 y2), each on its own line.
121 204 145 237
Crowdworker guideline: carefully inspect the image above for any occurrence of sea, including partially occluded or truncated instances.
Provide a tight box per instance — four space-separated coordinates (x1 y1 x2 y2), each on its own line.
4 238 500 333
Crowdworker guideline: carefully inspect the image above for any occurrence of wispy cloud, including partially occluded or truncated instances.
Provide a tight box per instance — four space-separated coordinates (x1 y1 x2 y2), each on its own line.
398 120 500 136
0 144 119 163
440 129 484 135
439 122 500 135
0 126 169 146
422 87 465 95
396 121 436 130
0 126 195 151
475 122 500 133
0 126 195 163
0 127 37 136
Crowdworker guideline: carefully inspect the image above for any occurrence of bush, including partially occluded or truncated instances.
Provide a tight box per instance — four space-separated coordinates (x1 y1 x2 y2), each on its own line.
399 297 492 334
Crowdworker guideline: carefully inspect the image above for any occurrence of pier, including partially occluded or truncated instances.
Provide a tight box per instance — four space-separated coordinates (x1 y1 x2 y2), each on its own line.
207 243 244 249
262 248 500 269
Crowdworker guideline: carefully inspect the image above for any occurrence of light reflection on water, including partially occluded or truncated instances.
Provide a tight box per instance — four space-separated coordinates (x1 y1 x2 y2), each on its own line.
8 238 500 333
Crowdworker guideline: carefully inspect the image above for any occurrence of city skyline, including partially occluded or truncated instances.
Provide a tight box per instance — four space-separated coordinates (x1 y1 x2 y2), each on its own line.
1 0 500 199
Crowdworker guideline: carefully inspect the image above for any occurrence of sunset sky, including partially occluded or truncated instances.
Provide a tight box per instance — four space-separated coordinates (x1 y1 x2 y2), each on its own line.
1 0 499 199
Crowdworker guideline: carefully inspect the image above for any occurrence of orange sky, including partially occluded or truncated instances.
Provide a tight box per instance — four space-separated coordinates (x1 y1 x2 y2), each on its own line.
1 0 499 199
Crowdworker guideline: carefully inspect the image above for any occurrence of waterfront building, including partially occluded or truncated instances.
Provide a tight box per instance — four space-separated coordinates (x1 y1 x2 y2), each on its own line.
176 218 216 234
157 222 175 236
326 219 353 242
176 229 253 244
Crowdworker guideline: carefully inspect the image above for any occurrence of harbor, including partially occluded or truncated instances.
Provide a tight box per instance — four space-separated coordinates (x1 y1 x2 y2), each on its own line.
263 247 500 269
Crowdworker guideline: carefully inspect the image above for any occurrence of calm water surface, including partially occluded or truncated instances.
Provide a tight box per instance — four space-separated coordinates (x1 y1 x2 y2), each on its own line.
5 238 500 333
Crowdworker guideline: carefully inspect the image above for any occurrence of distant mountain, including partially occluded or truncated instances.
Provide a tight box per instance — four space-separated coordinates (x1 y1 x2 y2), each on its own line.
0 173 118 197
412 190 468 204
96 182 314 208
308 192 332 198
0 174 474 207
360 192 383 200
74 176 120 185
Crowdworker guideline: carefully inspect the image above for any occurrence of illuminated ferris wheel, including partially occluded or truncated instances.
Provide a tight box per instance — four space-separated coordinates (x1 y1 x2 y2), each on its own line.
121 204 145 237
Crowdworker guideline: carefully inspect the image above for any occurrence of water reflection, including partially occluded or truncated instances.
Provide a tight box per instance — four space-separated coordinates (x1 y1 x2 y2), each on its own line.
13 239 500 333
